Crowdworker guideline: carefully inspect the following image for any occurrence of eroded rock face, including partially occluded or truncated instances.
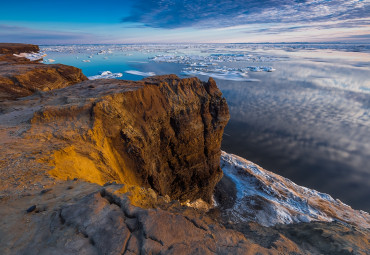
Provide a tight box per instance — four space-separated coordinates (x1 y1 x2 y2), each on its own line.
0 63 88 100
0 75 229 203
0 44 87 100
0 43 39 54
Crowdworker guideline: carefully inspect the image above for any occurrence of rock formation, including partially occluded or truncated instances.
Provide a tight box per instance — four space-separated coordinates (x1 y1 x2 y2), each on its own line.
217 152 370 228
0 44 369 255
0 43 39 54
0 44 87 100
1 73 229 203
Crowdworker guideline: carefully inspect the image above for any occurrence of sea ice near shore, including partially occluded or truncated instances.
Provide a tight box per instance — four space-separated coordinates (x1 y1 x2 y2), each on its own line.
88 71 123 80
13 52 47 61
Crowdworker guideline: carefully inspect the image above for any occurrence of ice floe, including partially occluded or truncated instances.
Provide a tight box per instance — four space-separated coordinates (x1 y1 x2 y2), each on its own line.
182 69 259 82
150 54 275 81
13 52 47 61
248 66 276 72
125 70 156 77
88 71 123 80
150 53 279 64
220 151 370 228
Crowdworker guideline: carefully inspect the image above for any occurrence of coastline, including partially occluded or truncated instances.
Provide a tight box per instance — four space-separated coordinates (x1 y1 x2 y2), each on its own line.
1 43 369 255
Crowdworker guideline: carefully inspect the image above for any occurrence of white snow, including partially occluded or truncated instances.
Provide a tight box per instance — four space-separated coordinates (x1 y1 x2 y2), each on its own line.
13 52 47 61
88 71 123 80
220 151 370 228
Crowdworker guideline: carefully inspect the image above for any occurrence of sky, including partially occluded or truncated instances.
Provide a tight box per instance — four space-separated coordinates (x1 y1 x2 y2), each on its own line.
0 0 369 44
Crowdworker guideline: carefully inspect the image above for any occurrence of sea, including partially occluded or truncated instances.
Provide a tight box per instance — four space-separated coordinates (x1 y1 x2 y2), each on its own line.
38 43 370 212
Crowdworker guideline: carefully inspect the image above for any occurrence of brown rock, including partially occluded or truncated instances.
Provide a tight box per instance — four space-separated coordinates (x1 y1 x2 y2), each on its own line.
2 181 368 255
0 44 87 100
275 221 370 255
0 75 229 203
60 192 131 255
0 43 39 54
0 63 88 100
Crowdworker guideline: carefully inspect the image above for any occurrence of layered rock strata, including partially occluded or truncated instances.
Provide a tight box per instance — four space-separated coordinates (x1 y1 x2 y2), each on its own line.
0 45 87 100
0 70 229 202
0 43 39 54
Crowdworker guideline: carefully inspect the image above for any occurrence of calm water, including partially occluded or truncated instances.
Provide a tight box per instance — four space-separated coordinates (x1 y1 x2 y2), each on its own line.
41 44 370 212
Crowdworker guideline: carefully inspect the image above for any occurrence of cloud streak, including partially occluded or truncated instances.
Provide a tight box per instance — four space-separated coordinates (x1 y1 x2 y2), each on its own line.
0 24 104 44
122 0 370 29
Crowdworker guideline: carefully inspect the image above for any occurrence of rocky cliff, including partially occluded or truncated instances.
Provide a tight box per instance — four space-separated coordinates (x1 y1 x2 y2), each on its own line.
0 43 87 100
9 75 229 203
0 43 39 54
0 45 369 255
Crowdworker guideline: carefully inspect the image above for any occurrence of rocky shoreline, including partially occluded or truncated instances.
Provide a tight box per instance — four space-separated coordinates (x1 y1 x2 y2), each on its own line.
0 43 369 254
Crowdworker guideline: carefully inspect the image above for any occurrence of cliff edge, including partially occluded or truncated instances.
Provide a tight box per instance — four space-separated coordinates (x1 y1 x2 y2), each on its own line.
0 43 87 100
0 43 39 54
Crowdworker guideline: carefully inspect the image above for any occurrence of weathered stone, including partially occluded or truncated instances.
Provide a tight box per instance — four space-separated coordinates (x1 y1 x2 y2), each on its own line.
26 204 36 213
60 192 131 255
0 63 87 100
2 75 228 203
0 43 39 54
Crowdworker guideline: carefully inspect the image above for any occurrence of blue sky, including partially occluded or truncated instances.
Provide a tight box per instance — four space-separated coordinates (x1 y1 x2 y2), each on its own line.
0 0 369 44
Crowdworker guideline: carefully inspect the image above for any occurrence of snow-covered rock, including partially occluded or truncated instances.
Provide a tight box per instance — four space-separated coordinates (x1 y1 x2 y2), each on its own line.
220 151 370 228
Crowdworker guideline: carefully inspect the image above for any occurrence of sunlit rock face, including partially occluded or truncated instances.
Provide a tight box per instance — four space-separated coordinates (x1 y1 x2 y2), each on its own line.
1 73 229 203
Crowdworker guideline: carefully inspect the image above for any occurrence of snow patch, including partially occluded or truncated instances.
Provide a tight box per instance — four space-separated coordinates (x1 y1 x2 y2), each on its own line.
13 52 47 61
220 151 370 228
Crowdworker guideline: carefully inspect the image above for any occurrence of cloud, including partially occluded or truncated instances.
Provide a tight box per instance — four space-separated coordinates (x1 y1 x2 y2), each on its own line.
122 0 370 29
0 24 100 44
245 17 370 35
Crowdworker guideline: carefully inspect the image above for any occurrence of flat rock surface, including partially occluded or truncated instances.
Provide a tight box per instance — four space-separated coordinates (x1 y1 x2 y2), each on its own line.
1 180 368 255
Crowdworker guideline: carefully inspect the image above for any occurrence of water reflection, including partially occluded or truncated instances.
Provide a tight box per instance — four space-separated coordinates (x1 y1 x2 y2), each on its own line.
216 58 370 212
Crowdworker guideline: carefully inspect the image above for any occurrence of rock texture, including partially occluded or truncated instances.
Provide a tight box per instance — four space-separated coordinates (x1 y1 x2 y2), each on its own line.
1 181 368 255
0 43 39 54
0 43 87 100
0 72 229 203
217 152 370 228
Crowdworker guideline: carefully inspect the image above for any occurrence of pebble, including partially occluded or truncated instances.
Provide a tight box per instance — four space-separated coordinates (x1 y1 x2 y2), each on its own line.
40 188 52 195
26 205 36 213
